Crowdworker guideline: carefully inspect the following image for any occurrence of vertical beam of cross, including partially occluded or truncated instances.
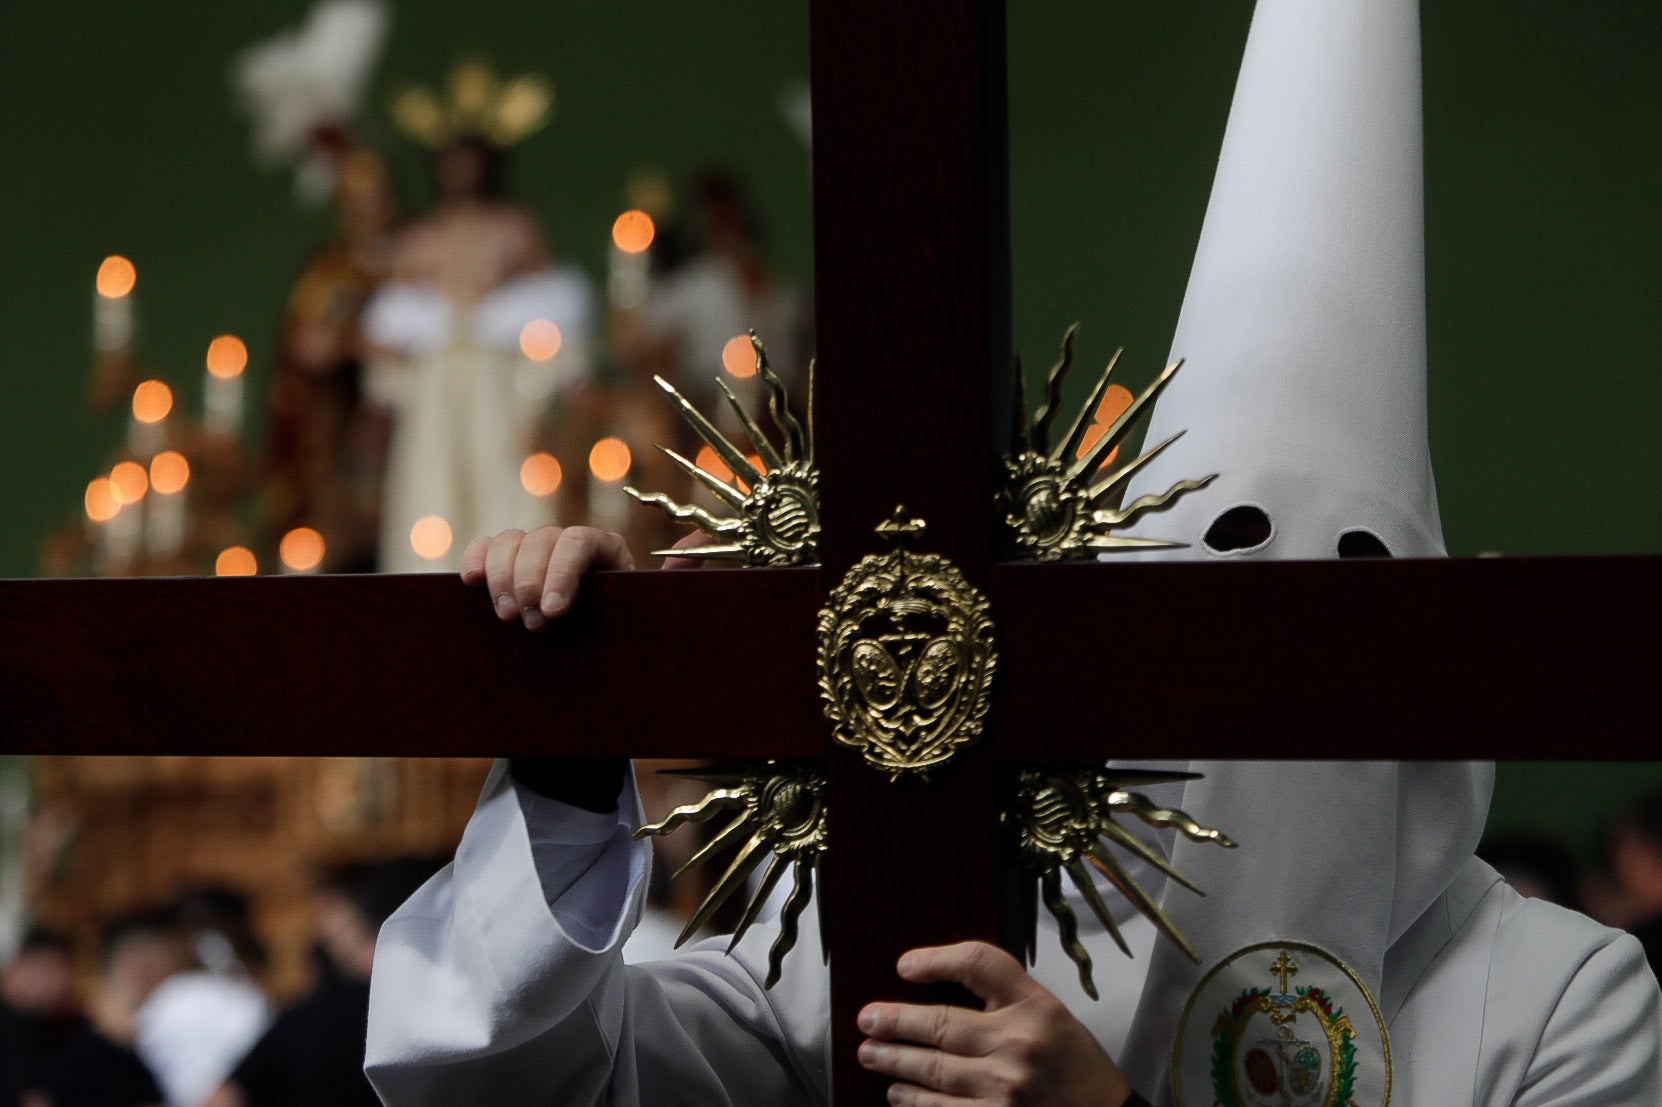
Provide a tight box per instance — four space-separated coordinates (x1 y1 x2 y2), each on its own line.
810 1 1016 1100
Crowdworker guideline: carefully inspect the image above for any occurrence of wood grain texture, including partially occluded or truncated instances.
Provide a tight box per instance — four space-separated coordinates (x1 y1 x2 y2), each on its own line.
991 554 1662 759
810 0 1010 579
0 569 824 757
809 0 1014 1101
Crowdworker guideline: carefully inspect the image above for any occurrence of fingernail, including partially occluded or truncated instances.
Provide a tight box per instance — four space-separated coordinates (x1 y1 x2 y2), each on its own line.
495 595 517 620
522 609 545 631
858 1007 877 1033
857 1041 880 1067
542 591 566 615
897 954 916 975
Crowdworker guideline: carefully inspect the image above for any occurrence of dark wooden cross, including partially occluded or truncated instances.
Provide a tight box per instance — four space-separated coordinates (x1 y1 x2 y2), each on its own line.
2 3 1659 1104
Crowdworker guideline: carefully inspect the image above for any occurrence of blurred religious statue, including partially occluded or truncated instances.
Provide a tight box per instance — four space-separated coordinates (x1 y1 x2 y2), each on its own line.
262 149 400 572
364 62 595 573
232 0 401 572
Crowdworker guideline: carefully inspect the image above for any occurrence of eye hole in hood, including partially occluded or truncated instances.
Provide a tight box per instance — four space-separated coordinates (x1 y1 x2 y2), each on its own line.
1337 529 1392 558
1202 505 1273 554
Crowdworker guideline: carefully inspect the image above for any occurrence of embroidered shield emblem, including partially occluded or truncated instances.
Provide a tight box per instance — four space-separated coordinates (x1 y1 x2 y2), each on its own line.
1173 942 1391 1107
818 545 996 776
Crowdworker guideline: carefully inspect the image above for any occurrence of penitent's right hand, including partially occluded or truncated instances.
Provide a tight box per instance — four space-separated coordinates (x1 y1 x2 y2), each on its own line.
460 526 635 632
460 526 707 631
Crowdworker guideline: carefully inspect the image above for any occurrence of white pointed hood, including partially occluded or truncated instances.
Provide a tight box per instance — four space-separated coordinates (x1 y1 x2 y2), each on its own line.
1119 0 1442 560
1086 3 1493 1102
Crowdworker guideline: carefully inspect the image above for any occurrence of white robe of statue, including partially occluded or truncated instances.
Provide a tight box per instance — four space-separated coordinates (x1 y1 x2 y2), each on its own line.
363 265 594 573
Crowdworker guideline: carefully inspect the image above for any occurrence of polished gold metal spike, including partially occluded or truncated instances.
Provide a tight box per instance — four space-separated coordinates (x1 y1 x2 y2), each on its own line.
625 333 819 566
676 830 770 946
751 333 807 463
1067 358 1183 483
624 490 743 538
1043 868 1097 1000
672 811 754 881
769 858 816 988
1006 765 1236 998
727 851 789 954
1108 788 1238 848
661 446 746 509
1054 347 1124 468
1030 323 1079 456
717 379 785 472
631 762 828 989
1097 819 1202 895
1084 431 1184 504
998 326 1217 561
635 788 746 839
652 376 762 486
1085 839 1199 963
1063 857 1130 958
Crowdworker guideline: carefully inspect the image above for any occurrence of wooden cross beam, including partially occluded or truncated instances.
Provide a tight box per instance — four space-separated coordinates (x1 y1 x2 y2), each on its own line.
1 3 1659 1105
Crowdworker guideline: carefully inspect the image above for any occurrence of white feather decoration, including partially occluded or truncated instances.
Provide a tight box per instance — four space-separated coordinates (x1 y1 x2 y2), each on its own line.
232 0 390 167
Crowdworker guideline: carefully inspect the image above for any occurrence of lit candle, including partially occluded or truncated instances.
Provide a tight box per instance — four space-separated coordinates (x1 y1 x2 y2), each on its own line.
145 451 190 557
278 527 326 574
204 335 248 437
587 436 634 531
608 210 655 310
144 493 186 558
83 477 119 553
94 255 137 356
128 379 173 458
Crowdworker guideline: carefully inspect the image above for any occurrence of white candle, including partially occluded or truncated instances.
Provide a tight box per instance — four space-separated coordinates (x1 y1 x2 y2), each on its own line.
144 490 186 557
128 415 165 459
94 293 134 355
587 436 634 531
589 475 632 532
608 210 656 310
204 373 244 437
204 335 248 438
83 477 119 560
94 255 137 355
127 379 173 459
103 502 142 570
607 245 651 311
145 451 190 558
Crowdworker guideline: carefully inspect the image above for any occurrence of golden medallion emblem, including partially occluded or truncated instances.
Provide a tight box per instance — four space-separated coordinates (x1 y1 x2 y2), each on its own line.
818 511 997 776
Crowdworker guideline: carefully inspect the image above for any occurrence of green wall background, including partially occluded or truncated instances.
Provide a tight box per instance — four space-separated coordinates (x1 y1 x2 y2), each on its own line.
0 4 1657 841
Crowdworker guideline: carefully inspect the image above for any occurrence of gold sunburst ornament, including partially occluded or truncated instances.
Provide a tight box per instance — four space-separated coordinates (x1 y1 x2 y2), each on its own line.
626 332 819 566
632 762 828 988
1008 765 1237 999
1000 324 1216 560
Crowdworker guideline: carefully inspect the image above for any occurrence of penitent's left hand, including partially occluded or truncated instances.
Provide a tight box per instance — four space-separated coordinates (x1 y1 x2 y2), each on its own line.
857 941 1133 1107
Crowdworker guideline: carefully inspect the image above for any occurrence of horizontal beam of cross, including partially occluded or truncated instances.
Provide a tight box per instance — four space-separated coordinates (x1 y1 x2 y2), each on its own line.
993 554 1662 758
0 570 822 756
4 553 1655 758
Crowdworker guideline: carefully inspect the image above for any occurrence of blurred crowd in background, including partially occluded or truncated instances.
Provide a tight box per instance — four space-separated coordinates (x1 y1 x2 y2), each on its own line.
0 857 440 1107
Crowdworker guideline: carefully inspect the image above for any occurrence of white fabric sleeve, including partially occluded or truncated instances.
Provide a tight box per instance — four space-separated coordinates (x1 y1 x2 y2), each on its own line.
361 282 452 357
365 760 824 1106
1512 931 1662 1106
